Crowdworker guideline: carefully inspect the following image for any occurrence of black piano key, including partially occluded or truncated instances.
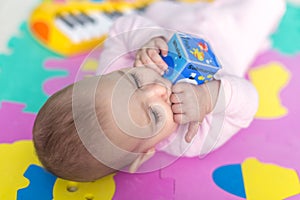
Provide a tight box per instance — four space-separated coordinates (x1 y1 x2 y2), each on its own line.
69 13 85 26
64 13 82 27
80 12 96 24
136 6 147 14
56 14 75 28
105 11 123 20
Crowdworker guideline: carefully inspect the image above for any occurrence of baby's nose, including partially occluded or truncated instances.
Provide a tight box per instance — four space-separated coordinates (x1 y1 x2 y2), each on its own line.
144 83 170 102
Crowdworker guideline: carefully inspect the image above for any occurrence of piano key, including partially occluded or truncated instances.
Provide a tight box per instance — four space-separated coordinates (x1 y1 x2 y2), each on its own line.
79 12 96 24
89 12 113 36
70 12 98 39
56 13 88 42
56 14 75 28
55 10 118 44
70 13 85 26
72 11 103 39
63 12 93 41
55 17 81 43
105 11 123 20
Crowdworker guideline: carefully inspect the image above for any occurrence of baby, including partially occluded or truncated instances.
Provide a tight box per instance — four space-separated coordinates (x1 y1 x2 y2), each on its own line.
33 0 285 182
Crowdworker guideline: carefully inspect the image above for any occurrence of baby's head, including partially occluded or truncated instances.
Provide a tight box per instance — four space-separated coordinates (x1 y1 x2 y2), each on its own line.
33 67 178 182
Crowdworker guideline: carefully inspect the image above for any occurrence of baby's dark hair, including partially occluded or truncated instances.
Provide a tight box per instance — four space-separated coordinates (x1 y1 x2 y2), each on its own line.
33 83 115 182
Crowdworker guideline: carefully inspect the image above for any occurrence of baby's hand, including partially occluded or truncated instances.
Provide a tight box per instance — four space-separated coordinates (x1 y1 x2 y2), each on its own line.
171 82 212 143
134 37 169 75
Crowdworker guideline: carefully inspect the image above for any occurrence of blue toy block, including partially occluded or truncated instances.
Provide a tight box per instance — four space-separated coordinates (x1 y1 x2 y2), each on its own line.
162 32 221 85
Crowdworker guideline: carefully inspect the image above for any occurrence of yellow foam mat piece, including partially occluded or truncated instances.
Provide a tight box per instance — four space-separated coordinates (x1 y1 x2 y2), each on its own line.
0 140 40 200
242 158 300 200
53 174 116 199
82 59 99 72
248 62 290 118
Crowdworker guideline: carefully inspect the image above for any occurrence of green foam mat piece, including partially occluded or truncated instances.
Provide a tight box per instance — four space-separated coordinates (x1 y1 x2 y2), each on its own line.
0 22 66 113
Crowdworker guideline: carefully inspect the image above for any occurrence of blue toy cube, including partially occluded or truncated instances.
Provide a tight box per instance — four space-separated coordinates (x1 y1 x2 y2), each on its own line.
162 32 221 85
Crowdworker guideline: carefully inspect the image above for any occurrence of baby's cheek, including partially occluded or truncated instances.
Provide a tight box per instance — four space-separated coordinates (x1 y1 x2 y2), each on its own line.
163 106 178 133
167 104 176 122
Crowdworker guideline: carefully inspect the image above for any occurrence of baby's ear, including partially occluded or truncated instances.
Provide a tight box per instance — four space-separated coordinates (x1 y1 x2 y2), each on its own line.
129 148 156 173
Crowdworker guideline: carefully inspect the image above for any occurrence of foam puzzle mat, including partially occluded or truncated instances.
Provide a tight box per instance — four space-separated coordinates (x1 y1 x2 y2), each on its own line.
1 0 300 199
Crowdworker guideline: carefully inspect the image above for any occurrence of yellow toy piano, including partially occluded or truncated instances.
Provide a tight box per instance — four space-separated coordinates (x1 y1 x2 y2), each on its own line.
29 1 154 56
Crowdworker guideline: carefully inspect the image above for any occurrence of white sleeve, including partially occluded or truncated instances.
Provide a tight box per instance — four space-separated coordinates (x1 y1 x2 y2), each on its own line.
159 74 259 157
96 14 171 75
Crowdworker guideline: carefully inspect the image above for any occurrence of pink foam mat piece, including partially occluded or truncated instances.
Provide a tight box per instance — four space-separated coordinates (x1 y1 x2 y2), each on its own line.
43 54 89 96
43 49 102 96
285 194 300 200
0 102 36 143
159 156 245 199
113 170 175 200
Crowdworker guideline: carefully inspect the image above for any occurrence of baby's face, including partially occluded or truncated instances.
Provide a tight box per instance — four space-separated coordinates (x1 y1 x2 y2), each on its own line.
100 67 178 153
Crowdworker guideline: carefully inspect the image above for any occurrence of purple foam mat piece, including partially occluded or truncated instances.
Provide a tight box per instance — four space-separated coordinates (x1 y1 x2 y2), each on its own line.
113 170 175 200
43 53 89 96
0 102 36 143
43 49 102 96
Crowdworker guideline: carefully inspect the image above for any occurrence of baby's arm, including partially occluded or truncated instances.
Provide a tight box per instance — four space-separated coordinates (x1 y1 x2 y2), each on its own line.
97 15 170 74
170 80 220 143
162 74 258 157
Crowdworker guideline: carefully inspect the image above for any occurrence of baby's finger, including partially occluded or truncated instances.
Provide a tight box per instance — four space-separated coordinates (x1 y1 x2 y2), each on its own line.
173 113 183 124
185 121 200 143
140 54 164 75
154 38 168 56
147 49 168 71
173 113 189 124
140 52 154 66
172 82 190 94
170 93 181 104
171 103 183 114
171 92 187 105
134 59 144 67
